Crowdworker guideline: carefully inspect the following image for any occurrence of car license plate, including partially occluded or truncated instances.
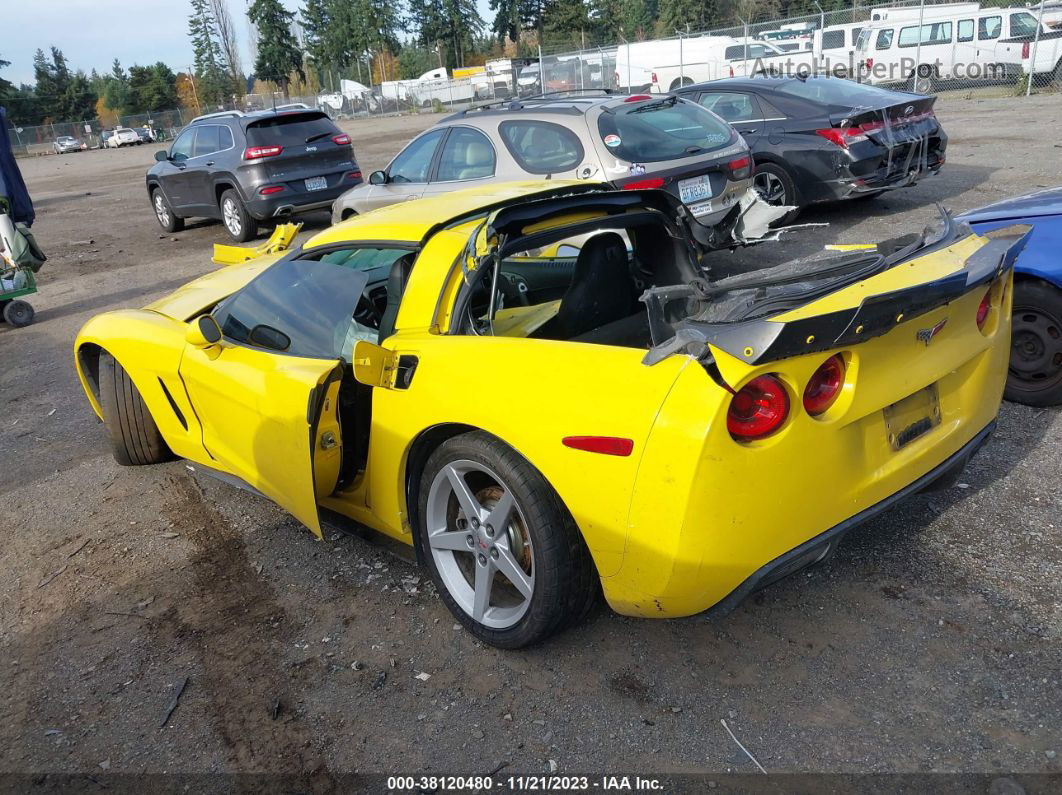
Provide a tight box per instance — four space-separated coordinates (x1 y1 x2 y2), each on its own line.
678 174 714 204
883 384 941 451
305 176 328 191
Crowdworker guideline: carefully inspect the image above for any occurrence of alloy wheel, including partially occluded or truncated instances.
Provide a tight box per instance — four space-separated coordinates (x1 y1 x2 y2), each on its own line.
223 198 242 236
154 194 169 226
753 171 787 205
425 460 535 629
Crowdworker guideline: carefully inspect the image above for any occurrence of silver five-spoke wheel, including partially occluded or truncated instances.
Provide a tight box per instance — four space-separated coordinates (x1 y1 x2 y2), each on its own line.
425 460 535 630
222 197 242 236
154 193 169 226
754 170 787 205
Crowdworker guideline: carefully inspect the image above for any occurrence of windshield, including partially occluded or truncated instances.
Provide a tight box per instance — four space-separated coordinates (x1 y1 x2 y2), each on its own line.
598 100 735 163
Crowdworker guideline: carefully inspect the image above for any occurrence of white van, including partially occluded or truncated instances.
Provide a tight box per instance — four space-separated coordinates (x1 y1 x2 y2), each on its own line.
855 7 1040 90
869 3 981 23
614 36 742 92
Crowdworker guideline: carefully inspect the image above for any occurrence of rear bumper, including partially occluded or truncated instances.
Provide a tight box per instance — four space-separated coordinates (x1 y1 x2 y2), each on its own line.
704 420 994 617
244 179 359 220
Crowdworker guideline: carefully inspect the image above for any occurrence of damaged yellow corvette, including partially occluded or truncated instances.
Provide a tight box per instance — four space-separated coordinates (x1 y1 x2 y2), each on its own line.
74 182 1028 648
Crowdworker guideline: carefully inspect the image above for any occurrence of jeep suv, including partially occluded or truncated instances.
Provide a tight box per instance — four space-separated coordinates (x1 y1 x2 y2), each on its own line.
147 109 362 241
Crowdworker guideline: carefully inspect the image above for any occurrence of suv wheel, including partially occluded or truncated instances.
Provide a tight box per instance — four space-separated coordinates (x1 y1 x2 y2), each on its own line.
152 188 184 233
220 188 257 243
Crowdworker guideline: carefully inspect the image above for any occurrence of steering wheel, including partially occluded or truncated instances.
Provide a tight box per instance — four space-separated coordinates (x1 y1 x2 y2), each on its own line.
498 273 530 307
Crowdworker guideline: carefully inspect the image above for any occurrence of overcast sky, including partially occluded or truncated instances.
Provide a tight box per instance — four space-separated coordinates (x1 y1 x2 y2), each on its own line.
4 0 496 86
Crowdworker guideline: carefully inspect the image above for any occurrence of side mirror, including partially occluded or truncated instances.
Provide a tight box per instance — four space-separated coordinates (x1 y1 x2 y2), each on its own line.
186 314 223 347
154 150 170 162
352 340 395 387
368 170 388 186
248 324 291 352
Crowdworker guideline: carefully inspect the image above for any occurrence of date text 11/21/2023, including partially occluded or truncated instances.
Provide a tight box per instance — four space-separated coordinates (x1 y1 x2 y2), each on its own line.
386 775 665 791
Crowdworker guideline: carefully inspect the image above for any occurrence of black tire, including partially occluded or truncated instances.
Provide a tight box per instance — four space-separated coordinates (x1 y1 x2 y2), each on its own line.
416 431 598 649
752 162 801 224
3 299 34 327
98 352 172 466
219 188 257 243
151 187 184 233
1005 280 1062 407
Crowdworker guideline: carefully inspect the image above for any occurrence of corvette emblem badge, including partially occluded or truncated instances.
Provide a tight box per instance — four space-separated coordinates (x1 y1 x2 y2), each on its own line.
916 318 948 346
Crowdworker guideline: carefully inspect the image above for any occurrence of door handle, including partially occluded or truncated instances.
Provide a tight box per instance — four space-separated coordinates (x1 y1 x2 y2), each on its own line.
319 431 338 450
739 128 758 134
205 160 215 166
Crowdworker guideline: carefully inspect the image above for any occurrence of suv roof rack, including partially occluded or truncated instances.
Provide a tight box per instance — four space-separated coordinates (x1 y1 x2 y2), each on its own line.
189 110 245 124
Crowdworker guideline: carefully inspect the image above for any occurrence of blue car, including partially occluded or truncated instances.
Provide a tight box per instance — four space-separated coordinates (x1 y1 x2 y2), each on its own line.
959 189 1062 407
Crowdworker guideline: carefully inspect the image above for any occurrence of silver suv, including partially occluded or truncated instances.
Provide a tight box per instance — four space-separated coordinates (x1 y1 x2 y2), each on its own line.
332 93 758 249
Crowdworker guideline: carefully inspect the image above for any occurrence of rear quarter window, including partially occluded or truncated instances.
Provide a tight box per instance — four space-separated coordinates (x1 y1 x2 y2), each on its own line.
821 30 845 50
499 120 584 174
597 100 735 163
245 113 339 147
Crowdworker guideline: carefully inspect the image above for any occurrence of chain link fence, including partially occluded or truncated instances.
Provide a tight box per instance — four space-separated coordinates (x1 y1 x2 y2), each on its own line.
539 0 1062 99
7 108 195 157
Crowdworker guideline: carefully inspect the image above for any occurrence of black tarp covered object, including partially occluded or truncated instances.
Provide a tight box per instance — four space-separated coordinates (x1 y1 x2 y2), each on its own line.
0 106 35 226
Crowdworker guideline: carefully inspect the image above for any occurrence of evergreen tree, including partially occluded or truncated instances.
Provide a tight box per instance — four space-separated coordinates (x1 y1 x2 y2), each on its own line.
248 0 305 97
543 0 590 48
31 47 97 122
657 0 715 33
128 63 180 112
188 0 231 109
104 59 130 114
408 0 483 68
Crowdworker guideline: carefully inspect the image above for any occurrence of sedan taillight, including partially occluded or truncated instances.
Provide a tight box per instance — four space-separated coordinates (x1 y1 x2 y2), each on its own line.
243 145 283 160
727 375 790 441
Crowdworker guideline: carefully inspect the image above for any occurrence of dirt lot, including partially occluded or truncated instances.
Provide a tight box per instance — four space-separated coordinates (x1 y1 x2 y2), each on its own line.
1 97 1060 785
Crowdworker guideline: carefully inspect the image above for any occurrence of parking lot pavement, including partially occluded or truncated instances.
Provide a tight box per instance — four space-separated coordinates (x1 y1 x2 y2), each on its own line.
0 95 1059 778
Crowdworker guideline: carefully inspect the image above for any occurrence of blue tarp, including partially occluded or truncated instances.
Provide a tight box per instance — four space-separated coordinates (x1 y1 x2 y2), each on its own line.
0 106 35 226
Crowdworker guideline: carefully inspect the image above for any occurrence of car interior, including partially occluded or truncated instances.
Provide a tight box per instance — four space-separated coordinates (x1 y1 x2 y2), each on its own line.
455 208 700 350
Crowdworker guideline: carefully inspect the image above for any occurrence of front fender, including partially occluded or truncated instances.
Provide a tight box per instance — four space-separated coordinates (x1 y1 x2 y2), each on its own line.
74 309 209 463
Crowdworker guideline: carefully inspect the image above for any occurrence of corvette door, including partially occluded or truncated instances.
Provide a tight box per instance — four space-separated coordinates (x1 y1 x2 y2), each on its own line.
180 345 342 537
177 251 382 537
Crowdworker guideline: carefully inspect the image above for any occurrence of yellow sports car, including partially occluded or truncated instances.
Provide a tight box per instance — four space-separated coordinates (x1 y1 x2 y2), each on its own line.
74 181 1028 648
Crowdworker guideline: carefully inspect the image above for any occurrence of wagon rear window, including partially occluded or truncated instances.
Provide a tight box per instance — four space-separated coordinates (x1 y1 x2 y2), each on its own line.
597 100 734 163
499 120 584 174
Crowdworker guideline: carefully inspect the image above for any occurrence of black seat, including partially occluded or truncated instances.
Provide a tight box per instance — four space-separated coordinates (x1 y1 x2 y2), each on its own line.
536 232 637 340
377 254 414 343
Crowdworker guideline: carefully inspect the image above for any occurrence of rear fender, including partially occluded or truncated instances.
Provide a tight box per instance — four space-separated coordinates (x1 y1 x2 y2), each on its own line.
74 310 208 463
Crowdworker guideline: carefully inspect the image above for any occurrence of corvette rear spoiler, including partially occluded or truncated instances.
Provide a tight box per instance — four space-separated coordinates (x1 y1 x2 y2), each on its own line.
641 220 1032 367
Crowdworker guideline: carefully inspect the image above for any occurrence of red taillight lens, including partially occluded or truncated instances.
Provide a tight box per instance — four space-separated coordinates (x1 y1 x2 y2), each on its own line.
865 57 874 68
562 436 634 457
815 127 867 149
976 288 992 330
803 355 846 416
258 185 285 195
1022 42 1030 59
651 72 658 83
346 170 362 180
727 375 790 441
332 134 351 146
244 145 283 160
621 177 665 190
728 155 752 180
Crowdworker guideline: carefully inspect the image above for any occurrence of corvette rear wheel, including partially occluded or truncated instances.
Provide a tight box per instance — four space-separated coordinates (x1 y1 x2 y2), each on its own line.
417 432 597 648
1005 280 1062 407
98 352 172 466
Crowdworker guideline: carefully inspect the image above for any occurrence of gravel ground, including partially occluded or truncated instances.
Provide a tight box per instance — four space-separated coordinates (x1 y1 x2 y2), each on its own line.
0 97 1060 784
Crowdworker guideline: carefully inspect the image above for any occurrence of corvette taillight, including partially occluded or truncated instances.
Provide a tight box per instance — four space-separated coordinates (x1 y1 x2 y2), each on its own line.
728 375 790 441
803 355 846 416
243 145 283 160
976 288 992 331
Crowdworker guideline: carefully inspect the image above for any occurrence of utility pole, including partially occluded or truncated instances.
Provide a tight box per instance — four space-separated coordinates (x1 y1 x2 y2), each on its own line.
187 66 201 114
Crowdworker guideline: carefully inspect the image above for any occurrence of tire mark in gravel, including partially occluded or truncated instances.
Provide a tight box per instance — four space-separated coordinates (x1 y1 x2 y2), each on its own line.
155 471 335 788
